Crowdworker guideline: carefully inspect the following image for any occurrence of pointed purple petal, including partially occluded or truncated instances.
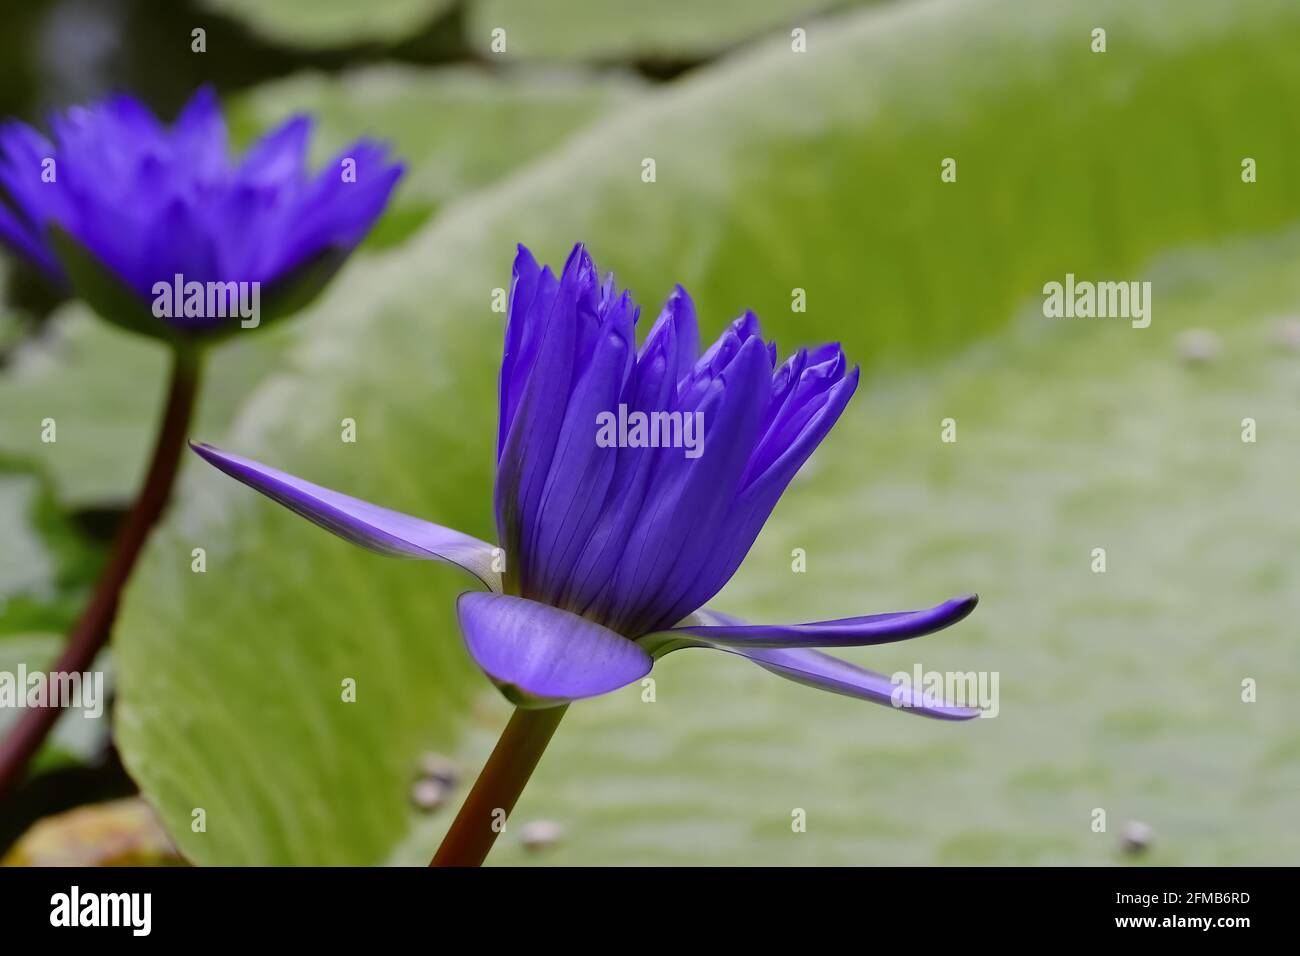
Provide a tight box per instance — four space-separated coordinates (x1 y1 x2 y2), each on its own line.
648 605 980 719
656 367 860 626
171 86 228 181
457 593 651 708
527 293 635 598
595 335 773 634
0 197 61 280
497 244 547 458
719 645 980 720
639 284 698 387
190 441 500 590
262 139 403 280
666 594 978 648
236 114 312 186
554 318 679 612
495 244 595 591
138 196 218 302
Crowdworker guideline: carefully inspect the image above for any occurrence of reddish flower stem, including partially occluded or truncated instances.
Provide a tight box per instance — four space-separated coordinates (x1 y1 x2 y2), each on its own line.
0 347 202 799
430 704 567 867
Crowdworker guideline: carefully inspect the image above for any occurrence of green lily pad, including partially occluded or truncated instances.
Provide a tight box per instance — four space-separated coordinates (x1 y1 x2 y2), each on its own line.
201 0 455 49
227 65 643 249
468 0 870 61
0 304 295 508
442 228 1300 866
116 0 1300 865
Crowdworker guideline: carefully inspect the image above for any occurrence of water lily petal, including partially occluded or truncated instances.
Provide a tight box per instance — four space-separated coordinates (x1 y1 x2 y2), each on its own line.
138 196 219 305
236 114 312 186
656 366 859 627
664 594 978 648
527 292 635 599
266 139 403 280
497 245 552 458
189 441 500 590
718 645 980 720
0 198 58 280
171 86 229 183
639 284 698 387
596 334 773 634
495 245 594 588
647 605 979 719
555 316 680 613
457 592 651 708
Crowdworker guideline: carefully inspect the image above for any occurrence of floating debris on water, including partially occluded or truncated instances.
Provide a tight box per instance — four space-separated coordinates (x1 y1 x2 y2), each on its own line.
417 752 459 787
1273 316 1300 351
1121 820 1153 855
410 778 449 813
519 819 564 852
1176 329 1221 365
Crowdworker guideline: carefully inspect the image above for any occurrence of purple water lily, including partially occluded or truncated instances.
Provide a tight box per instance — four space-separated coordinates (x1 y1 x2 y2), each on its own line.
0 86 402 340
0 88 403 801
192 243 978 717
192 242 980 865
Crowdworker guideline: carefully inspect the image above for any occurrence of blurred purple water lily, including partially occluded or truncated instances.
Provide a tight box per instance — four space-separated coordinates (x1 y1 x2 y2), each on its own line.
0 86 402 341
192 243 979 718
0 86 407 802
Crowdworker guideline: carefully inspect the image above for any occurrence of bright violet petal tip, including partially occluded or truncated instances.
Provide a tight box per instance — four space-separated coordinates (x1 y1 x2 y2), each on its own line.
189 441 500 590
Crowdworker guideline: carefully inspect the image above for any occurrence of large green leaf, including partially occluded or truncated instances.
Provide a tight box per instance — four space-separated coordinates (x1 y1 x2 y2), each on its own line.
116 0 1300 865
416 228 1300 865
0 305 294 508
227 65 642 249
468 0 869 61
201 0 455 49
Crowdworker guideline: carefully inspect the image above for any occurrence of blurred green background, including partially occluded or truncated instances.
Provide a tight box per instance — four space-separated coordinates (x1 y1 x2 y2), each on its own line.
2 0 1298 865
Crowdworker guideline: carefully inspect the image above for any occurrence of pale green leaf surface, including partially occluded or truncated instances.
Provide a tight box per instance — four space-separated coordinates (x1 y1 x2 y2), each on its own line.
470 0 870 61
0 305 295 508
426 229 1300 865
201 0 454 49
116 0 1300 864
227 65 643 248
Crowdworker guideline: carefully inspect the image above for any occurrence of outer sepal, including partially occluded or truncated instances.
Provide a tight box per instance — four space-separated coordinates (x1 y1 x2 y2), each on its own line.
456 593 651 709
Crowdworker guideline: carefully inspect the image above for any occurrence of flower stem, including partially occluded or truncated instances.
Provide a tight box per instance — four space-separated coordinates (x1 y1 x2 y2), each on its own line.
430 704 567 867
0 347 202 799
